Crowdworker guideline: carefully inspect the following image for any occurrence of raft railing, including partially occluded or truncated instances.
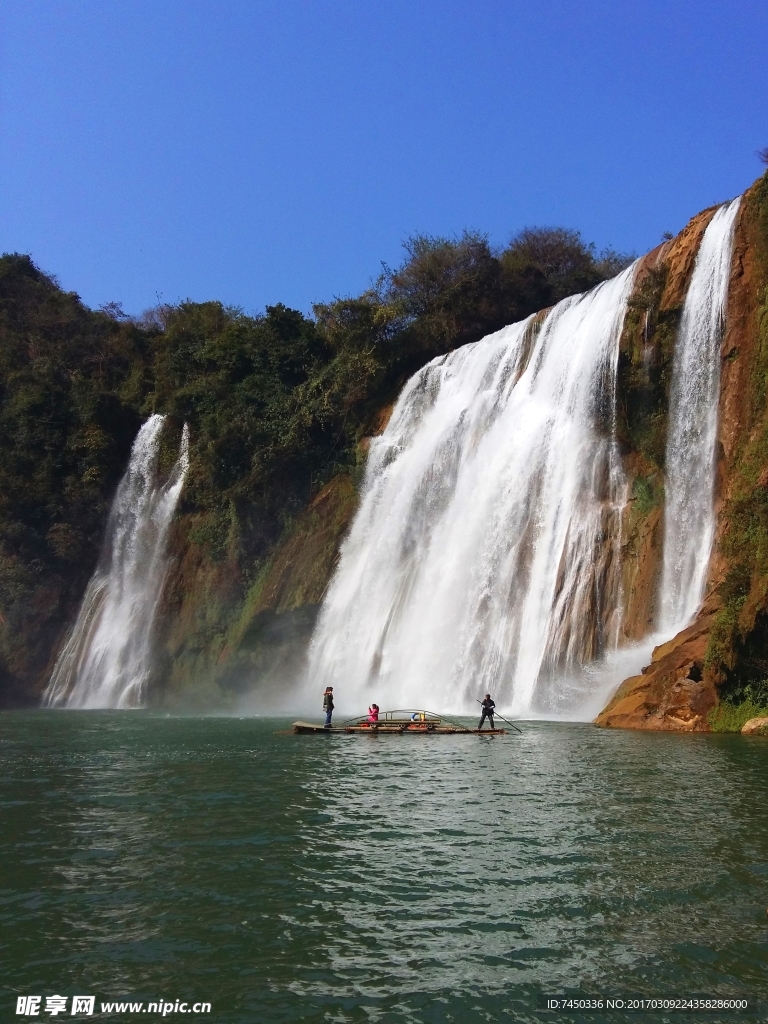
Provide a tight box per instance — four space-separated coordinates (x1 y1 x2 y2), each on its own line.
337 708 471 730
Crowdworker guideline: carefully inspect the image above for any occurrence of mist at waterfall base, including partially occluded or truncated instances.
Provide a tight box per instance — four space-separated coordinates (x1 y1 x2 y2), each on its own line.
43 415 190 710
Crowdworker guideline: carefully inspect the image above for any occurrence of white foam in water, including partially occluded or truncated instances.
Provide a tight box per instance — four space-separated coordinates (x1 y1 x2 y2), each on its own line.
307 266 638 718
658 198 742 634
43 416 190 709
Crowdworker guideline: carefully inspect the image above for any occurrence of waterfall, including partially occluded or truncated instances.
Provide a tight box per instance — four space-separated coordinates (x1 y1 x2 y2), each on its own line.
658 197 741 633
307 265 637 717
43 415 190 709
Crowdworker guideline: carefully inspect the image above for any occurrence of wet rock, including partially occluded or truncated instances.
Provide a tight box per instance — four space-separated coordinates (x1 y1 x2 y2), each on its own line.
595 612 718 731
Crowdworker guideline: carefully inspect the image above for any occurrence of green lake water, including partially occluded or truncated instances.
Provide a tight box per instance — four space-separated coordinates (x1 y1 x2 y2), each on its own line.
1 712 767 1023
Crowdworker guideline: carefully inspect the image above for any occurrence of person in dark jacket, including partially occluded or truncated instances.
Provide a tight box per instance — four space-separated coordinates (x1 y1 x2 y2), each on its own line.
478 694 496 730
323 687 334 728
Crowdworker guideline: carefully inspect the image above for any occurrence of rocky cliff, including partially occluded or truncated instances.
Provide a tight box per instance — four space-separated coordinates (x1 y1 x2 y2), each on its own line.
598 172 768 730
3 175 768 723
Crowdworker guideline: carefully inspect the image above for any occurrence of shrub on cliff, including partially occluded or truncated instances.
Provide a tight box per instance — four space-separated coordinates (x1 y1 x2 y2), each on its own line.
708 693 768 732
308 228 633 434
149 300 340 563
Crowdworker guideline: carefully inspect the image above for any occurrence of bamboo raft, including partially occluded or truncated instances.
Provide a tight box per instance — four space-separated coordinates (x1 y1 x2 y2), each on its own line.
293 709 506 735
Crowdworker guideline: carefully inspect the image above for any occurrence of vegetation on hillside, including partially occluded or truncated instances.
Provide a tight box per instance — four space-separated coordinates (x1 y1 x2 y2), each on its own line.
0 229 632 704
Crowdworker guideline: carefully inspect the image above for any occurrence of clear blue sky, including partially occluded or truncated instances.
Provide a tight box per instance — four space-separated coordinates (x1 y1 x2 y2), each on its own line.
1 0 766 317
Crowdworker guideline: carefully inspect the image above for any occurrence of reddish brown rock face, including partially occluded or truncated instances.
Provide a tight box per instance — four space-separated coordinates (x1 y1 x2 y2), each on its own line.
596 612 719 730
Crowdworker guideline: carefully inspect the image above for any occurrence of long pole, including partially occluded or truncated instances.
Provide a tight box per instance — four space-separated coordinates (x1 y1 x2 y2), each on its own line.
476 700 523 734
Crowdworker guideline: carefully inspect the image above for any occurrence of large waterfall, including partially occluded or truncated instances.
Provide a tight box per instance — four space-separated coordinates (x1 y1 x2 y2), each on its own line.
658 197 742 633
43 415 189 709
307 266 637 717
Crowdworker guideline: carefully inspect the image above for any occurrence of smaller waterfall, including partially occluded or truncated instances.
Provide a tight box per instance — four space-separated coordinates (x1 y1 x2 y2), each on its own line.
658 197 742 633
43 415 190 709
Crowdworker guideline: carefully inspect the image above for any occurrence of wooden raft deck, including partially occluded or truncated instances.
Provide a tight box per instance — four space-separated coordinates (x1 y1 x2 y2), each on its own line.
292 720 506 735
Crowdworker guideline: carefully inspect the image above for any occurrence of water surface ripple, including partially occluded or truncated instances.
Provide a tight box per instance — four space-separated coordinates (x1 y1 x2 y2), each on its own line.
1 713 767 1022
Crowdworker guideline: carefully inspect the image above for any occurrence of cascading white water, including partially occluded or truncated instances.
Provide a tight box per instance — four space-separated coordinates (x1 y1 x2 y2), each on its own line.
658 197 742 633
307 265 637 717
43 415 190 709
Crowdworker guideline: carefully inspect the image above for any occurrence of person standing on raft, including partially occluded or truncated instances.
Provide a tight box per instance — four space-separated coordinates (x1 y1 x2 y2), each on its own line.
478 694 496 730
323 687 334 728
